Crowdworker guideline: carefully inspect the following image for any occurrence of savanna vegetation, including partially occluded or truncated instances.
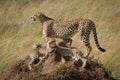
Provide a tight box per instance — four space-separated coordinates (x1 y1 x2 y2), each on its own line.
0 0 120 79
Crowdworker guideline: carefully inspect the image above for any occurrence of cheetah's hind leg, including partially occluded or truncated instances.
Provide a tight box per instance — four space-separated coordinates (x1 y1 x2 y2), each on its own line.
81 32 92 58
44 38 56 59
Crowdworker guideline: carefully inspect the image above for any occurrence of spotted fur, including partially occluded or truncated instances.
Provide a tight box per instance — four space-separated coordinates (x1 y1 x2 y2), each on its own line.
45 38 87 68
28 44 46 70
31 12 106 58
58 38 72 47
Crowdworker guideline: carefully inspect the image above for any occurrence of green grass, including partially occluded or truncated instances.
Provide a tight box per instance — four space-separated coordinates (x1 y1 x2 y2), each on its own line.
0 0 120 79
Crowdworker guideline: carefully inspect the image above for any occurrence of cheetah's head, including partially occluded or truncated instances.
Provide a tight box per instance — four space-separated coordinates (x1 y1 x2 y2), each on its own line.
32 43 42 49
31 12 45 21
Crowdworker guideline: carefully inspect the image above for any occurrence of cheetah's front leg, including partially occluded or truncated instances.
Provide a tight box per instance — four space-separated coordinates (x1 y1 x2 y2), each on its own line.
44 37 56 59
28 60 34 70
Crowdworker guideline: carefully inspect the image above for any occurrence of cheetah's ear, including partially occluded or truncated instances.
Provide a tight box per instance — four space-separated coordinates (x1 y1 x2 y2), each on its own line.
32 44 37 49
33 12 42 16
36 44 42 48
32 43 42 49
37 12 44 16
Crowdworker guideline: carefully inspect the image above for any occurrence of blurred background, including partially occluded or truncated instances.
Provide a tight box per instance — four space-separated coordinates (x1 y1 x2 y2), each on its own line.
0 0 120 79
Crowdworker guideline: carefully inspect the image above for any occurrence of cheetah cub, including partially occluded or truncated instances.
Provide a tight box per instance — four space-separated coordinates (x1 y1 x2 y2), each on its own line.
58 38 72 47
52 39 87 68
28 44 46 70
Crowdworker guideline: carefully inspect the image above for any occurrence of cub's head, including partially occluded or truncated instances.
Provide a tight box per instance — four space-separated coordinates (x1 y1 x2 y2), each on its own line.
31 12 45 21
47 38 57 48
32 43 42 49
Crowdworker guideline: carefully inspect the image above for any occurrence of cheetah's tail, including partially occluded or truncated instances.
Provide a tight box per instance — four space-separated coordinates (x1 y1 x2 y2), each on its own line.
92 25 106 52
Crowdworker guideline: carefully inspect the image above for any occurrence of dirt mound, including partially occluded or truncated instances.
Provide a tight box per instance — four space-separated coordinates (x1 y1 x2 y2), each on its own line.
0 51 115 80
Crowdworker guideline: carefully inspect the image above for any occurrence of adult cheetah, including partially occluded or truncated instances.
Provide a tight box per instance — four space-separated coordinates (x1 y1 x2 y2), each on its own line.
31 12 106 58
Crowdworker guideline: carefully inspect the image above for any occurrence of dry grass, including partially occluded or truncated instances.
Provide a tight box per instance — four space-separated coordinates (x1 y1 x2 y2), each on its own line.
0 0 120 79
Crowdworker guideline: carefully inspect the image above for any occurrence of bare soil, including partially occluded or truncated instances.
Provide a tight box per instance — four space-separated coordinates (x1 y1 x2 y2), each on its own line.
0 50 115 80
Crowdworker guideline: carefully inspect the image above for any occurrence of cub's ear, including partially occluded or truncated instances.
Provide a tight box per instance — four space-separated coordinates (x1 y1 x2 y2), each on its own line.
34 13 38 16
32 44 37 49
36 44 42 48
32 44 42 49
